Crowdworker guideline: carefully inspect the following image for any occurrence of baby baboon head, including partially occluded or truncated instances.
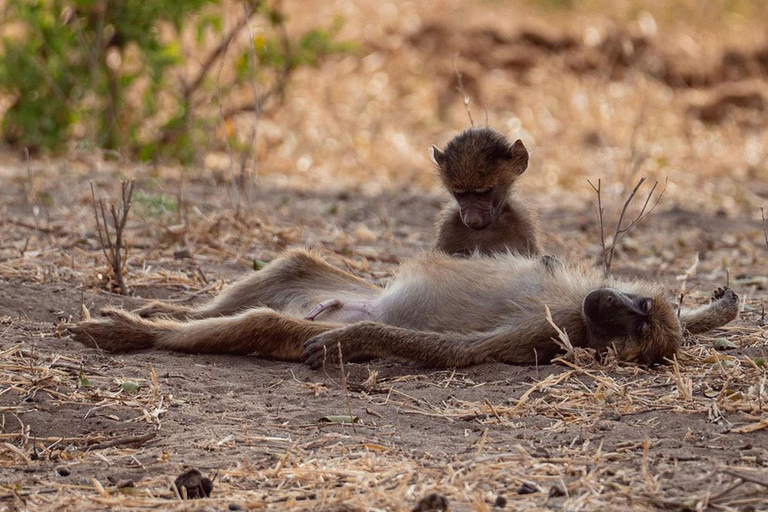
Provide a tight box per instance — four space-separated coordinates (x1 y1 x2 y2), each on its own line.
432 127 529 230
582 287 680 365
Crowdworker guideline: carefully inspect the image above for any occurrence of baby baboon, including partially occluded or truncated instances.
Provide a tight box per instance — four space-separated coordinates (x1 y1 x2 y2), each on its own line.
433 127 541 256
71 250 739 369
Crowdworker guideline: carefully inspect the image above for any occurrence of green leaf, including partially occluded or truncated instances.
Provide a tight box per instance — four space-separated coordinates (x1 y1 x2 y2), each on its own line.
253 259 268 270
121 381 141 393
77 372 92 388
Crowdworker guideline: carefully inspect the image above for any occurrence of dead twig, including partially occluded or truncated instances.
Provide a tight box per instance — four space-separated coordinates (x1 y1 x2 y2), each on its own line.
88 431 157 451
239 0 263 205
452 54 474 127
761 207 768 248
722 470 768 490
337 341 357 434
587 177 667 275
90 180 135 295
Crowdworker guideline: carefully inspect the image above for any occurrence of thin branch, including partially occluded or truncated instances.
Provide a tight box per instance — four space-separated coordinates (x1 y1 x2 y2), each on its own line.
587 177 667 276
761 207 768 248
89 181 134 295
181 8 259 103
452 53 474 127
237 0 262 204
337 341 356 434
587 179 608 275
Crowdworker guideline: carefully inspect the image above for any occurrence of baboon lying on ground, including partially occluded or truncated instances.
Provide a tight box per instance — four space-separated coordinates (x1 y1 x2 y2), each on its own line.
71 250 739 368
433 128 541 256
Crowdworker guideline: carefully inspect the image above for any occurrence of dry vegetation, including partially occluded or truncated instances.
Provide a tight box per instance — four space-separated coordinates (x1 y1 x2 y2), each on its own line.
1 0 768 510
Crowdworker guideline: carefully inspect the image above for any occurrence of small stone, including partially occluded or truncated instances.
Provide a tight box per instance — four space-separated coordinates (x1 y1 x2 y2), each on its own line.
494 495 507 508
412 492 448 512
56 466 71 477
174 468 213 499
173 248 192 259
228 503 242 511
517 482 539 495
549 484 566 497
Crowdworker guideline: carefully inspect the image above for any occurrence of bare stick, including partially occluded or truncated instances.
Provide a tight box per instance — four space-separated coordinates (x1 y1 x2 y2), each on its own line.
452 54 474 127
722 470 768 490
587 177 667 275
761 207 768 248
90 181 135 295
212 34 241 212
587 179 608 275
88 431 156 451
241 0 262 203
337 341 357 434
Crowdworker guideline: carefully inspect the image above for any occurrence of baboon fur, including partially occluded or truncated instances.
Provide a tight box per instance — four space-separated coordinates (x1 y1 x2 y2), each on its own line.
71 249 739 369
433 127 541 256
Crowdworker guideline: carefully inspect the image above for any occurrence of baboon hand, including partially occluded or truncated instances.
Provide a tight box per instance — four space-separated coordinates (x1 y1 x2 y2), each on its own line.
302 330 343 369
712 287 737 303
711 286 739 320
302 327 366 370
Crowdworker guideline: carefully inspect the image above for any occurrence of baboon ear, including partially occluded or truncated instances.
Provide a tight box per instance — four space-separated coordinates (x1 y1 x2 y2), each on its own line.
432 145 446 166
509 139 529 175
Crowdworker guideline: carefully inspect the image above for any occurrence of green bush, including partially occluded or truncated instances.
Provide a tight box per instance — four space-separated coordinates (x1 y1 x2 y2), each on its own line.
0 0 352 161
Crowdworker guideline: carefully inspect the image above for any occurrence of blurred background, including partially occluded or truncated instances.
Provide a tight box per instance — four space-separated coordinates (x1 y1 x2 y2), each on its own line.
1 0 767 286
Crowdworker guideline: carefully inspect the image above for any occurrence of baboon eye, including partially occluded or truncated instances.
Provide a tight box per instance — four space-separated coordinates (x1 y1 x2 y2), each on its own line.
640 299 653 314
475 188 492 195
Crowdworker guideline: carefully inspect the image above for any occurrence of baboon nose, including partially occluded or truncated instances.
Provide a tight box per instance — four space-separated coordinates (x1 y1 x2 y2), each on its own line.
462 211 490 230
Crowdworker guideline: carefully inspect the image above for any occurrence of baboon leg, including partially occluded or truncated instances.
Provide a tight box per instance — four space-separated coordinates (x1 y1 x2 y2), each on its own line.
302 321 560 369
133 301 195 320
679 287 739 334
134 249 379 320
73 307 340 359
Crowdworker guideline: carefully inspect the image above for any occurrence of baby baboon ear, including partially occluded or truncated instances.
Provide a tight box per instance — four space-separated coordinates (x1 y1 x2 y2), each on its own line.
432 145 446 166
509 139 529 175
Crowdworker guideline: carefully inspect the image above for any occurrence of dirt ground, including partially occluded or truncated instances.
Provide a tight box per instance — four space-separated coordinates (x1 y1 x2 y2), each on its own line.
2 185 768 511
2 0 768 510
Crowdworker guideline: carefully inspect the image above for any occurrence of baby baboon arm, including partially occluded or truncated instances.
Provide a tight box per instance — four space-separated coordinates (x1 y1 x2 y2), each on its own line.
302 321 560 369
679 287 739 334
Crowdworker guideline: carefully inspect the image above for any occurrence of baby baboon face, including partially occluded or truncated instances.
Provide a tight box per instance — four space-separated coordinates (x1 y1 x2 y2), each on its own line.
582 287 680 364
433 128 529 231
451 188 499 230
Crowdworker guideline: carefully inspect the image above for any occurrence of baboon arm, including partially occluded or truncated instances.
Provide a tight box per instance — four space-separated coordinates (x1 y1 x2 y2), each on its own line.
302 321 558 369
679 287 739 334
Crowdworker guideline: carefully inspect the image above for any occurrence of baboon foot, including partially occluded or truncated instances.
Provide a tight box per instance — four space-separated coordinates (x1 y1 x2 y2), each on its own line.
132 301 191 319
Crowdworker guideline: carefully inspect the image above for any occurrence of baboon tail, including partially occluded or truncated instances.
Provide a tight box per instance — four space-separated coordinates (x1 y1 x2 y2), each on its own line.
70 307 172 352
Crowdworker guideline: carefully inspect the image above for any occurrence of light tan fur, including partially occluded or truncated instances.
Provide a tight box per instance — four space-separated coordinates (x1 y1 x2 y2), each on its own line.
71 250 739 369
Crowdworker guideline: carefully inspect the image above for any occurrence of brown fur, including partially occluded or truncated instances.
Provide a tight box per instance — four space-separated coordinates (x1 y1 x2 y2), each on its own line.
432 127 541 256
70 250 739 369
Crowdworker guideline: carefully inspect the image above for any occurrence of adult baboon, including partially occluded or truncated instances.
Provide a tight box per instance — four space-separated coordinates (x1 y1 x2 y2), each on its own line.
71 250 739 368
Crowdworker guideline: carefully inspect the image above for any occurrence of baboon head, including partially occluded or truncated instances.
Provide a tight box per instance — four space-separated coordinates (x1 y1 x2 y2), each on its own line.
433 128 529 231
582 287 681 364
